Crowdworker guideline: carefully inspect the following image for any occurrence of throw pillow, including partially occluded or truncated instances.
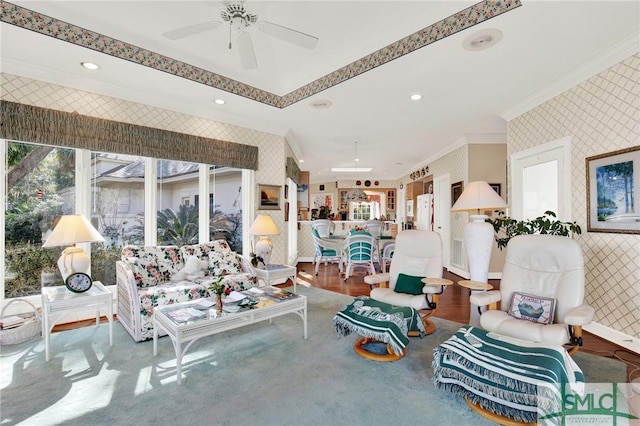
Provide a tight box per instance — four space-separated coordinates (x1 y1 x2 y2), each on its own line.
508 292 556 325
393 273 425 295
172 255 208 281
209 250 242 275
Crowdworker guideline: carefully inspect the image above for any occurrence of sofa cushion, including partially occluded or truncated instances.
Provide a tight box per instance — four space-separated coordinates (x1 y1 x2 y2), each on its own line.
209 250 242 275
180 240 231 262
121 245 184 287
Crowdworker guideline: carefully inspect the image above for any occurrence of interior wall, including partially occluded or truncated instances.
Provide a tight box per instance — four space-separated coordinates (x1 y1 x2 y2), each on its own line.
508 53 640 339
0 72 289 264
468 143 508 274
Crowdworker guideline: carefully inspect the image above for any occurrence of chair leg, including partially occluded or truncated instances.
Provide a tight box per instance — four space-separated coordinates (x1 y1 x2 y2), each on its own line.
413 294 440 336
567 325 584 355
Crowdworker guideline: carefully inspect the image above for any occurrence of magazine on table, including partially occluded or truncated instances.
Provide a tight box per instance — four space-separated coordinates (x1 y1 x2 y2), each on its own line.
167 307 206 322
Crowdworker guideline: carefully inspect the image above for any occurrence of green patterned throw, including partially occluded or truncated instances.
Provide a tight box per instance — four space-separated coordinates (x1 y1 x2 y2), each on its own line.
333 296 425 355
432 326 584 423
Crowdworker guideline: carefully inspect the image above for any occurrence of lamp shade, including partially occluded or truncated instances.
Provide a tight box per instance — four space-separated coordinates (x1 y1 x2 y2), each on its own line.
42 214 105 247
248 215 280 236
451 181 507 213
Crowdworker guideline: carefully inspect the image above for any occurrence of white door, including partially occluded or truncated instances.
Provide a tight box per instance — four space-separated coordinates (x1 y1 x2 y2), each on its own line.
434 174 451 269
511 137 571 221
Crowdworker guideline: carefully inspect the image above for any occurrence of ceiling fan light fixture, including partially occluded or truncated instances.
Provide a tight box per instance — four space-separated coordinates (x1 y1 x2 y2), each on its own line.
463 28 503 51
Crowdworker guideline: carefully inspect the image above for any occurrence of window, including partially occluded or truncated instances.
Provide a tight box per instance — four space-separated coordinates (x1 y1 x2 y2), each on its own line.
3 142 244 301
4 141 75 297
511 137 571 221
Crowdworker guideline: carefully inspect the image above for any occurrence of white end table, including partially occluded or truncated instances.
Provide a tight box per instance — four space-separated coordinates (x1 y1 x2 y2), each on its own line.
253 264 298 293
41 281 114 361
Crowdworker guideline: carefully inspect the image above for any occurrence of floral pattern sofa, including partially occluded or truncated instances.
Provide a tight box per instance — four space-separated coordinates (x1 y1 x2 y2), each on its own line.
116 240 257 341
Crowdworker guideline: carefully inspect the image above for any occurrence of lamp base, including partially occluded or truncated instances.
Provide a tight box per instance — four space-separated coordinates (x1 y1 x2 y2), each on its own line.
255 236 273 266
57 246 91 282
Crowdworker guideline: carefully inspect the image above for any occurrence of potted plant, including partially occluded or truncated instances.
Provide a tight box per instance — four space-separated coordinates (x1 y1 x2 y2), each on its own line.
485 210 582 250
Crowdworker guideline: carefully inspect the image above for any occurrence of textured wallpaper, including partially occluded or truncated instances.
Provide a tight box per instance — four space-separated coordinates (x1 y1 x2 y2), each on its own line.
508 54 640 338
1 72 289 264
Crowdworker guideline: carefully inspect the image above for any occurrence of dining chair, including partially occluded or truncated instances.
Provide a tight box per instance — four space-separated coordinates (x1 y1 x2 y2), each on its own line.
311 219 335 238
311 228 343 275
343 233 377 281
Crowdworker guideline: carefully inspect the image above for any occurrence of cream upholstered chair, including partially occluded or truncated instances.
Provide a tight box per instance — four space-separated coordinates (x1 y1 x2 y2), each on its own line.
311 219 335 238
311 228 343 275
470 234 594 354
365 230 445 334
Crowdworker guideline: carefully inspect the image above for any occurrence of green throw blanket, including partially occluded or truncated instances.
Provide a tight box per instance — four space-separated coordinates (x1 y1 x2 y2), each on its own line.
333 296 425 355
432 326 585 423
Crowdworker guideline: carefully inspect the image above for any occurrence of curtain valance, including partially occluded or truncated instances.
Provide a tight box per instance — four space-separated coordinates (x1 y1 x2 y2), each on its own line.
0 101 258 170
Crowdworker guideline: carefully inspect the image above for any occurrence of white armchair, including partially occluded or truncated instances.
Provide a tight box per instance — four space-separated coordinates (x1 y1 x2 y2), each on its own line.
365 230 446 334
470 234 594 354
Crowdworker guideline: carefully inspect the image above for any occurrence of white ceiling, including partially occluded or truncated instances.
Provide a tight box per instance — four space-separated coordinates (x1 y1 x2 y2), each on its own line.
1 1 639 183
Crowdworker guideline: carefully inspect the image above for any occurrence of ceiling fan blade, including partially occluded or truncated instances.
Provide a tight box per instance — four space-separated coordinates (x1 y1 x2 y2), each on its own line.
236 31 257 69
257 21 319 50
163 21 222 40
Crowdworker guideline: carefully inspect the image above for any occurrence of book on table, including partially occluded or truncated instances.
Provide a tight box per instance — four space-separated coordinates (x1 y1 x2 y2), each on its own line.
0 315 26 329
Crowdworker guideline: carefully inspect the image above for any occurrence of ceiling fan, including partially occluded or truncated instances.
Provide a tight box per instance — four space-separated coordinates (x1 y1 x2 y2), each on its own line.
162 1 319 70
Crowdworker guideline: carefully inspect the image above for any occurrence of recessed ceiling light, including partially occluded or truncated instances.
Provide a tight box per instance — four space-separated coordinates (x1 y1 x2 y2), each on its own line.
463 29 503 51
80 62 100 70
309 99 332 109
299 159 304 163
410 94 422 101
214 99 225 105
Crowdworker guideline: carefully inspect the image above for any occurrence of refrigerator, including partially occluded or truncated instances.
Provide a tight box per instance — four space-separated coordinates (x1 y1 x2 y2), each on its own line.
416 194 434 231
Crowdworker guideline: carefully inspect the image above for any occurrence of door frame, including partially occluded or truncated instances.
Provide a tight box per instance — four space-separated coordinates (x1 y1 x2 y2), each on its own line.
433 173 451 269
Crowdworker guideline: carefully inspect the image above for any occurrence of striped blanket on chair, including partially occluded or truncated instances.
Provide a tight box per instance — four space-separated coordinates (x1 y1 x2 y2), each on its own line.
432 326 584 423
333 296 425 356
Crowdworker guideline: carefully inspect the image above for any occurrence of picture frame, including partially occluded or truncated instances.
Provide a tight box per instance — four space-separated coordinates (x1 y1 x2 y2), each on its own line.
489 183 501 196
586 146 639 234
258 184 281 210
284 202 290 221
451 181 464 206
284 184 289 200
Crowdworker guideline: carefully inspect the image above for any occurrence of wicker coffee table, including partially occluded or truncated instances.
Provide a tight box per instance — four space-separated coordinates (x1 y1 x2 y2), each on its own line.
153 287 307 385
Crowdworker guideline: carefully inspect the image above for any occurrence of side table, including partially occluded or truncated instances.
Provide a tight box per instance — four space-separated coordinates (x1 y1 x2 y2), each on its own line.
254 264 298 293
41 281 114 362
457 280 494 326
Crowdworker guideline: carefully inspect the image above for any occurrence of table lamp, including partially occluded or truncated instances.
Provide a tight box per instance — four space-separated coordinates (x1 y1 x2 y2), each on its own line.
248 214 280 266
42 214 105 282
451 181 507 283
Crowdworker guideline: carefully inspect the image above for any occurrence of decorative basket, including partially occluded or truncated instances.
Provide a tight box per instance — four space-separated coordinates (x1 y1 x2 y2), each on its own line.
0 299 42 345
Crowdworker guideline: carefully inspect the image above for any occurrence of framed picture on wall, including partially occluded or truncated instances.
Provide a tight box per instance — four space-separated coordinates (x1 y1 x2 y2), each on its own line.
586 146 639 234
489 183 501 196
451 181 464 206
258 184 281 210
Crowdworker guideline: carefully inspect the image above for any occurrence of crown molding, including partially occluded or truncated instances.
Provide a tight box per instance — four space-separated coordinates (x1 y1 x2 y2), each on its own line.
501 28 640 121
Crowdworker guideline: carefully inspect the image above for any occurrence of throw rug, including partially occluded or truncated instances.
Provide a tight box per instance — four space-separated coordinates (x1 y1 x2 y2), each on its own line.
0 286 626 426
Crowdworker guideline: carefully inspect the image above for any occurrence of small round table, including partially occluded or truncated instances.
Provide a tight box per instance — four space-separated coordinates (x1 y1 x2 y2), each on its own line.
420 277 454 334
457 280 494 325
457 280 493 291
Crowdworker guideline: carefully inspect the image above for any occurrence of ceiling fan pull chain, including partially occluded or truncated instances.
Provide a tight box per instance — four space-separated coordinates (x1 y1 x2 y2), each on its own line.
228 22 232 50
